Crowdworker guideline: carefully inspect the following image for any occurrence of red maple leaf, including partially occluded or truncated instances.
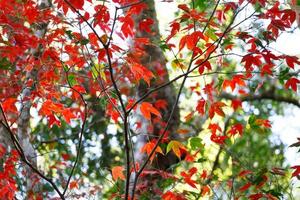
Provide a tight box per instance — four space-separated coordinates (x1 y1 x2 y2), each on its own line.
196 99 206 115
291 165 300 177
285 77 300 92
209 101 226 119
139 18 154 33
227 124 243 136
180 167 198 188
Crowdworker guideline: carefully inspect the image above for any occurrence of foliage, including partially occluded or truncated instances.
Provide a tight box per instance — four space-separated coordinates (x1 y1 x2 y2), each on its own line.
0 0 300 199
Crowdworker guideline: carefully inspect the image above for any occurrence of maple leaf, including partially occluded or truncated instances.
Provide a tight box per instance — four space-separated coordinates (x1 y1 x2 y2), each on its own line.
222 75 246 91
196 99 206 115
208 123 222 135
201 185 210 196
231 99 242 111
176 129 189 134
184 112 194 122
139 18 154 33
238 170 253 178
166 21 180 42
180 167 198 188
248 193 264 200
238 182 252 192
61 109 76 124
196 60 212 74
0 144 6 158
69 181 78 190
285 77 300 92
227 124 243 136
291 165 300 177
260 63 274 76
111 166 125 181
140 141 163 162
140 102 161 120
2 97 17 113
120 15 134 38
154 99 168 110
255 119 272 128
285 56 300 69
210 134 227 144
69 0 84 10
166 140 186 159
128 61 154 86
241 54 262 71
208 101 226 119
162 191 186 200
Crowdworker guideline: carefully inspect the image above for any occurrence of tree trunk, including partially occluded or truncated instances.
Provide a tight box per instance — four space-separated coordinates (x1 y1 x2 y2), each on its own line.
16 0 52 197
131 0 181 195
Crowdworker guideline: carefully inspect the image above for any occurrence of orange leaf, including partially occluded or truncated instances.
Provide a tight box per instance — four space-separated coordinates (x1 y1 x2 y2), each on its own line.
112 166 125 181
177 129 190 134
184 111 194 122
69 181 78 190
140 102 161 120
201 185 210 196
141 141 163 162
166 140 186 159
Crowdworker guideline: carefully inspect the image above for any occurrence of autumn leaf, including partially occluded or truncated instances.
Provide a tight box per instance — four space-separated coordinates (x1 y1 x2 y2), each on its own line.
0 144 6 158
69 181 78 190
248 193 264 200
184 112 194 122
140 141 163 162
238 182 252 192
62 109 76 124
167 140 186 159
162 191 186 200
196 99 206 115
227 124 243 136
238 170 252 178
139 18 154 33
201 185 210 196
128 61 154 86
285 77 300 92
208 101 227 119
2 97 18 113
231 99 242 111
140 102 161 120
285 55 300 69
222 75 246 91
180 167 198 188
291 165 300 177
255 119 272 128
176 129 190 134
112 166 125 181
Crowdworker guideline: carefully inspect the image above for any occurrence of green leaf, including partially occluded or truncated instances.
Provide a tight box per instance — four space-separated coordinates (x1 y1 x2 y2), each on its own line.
206 28 218 41
79 38 89 45
67 74 77 86
248 115 256 125
189 137 203 150
65 30 73 39
0 57 12 70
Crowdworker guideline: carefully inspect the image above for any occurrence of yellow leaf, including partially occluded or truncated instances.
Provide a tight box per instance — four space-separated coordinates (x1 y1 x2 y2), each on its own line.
91 63 106 81
166 140 186 159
